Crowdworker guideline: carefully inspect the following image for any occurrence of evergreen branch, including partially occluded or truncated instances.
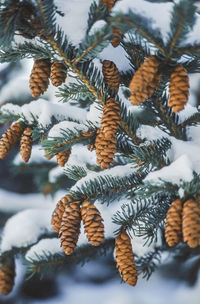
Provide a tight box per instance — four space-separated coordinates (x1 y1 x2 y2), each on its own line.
42 128 96 156
165 0 196 58
26 238 115 278
56 82 96 103
179 112 200 128
130 138 171 169
182 57 200 73
112 11 165 53
70 167 146 201
64 165 88 181
135 248 162 279
176 43 200 57
72 25 111 65
0 41 52 63
36 0 56 36
87 2 107 34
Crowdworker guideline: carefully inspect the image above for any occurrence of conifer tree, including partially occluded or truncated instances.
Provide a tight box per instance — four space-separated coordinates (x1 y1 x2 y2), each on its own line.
0 0 200 296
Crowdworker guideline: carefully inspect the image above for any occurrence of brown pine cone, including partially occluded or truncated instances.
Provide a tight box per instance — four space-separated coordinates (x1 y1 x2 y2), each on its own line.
50 62 67 87
51 195 73 233
20 127 32 163
182 198 200 248
95 127 117 169
56 149 71 167
0 122 23 159
102 60 120 94
169 65 189 113
111 27 122 48
165 198 182 247
101 98 121 139
129 56 160 105
29 58 51 98
100 0 117 11
59 201 81 255
81 200 104 246
0 256 15 295
115 229 138 286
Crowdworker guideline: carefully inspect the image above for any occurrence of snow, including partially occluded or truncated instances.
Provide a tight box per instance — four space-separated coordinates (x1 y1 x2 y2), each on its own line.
1 99 87 127
87 101 102 128
25 238 63 262
49 166 64 183
144 154 193 185
0 209 53 252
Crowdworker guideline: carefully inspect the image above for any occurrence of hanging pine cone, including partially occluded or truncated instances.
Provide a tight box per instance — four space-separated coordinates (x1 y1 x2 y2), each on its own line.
95 127 117 169
56 149 71 167
129 55 160 105
100 0 116 11
101 98 121 139
29 58 51 98
102 60 120 94
115 229 138 286
50 62 67 87
165 198 182 247
111 27 122 48
182 198 200 248
0 122 23 159
0 255 15 295
51 195 73 233
59 201 81 255
20 127 32 163
169 65 189 113
81 200 104 246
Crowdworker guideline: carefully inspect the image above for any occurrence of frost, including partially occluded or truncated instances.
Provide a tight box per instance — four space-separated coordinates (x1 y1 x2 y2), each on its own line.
144 155 193 185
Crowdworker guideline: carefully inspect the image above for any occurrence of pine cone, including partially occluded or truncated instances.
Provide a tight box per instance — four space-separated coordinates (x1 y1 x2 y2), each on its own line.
51 195 73 233
20 127 32 163
115 229 138 286
165 198 182 247
182 198 200 248
81 200 104 246
100 0 117 11
59 201 81 255
102 60 120 94
129 56 160 105
56 149 71 167
44 150 54 160
50 62 67 87
0 256 15 295
111 27 122 48
0 122 23 159
95 127 117 169
101 98 121 139
29 58 51 98
169 65 189 113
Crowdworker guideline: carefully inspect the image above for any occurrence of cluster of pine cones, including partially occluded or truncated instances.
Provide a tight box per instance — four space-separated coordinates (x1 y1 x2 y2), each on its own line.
129 55 190 113
51 194 138 286
29 59 67 98
165 197 200 248
0 122 32 163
